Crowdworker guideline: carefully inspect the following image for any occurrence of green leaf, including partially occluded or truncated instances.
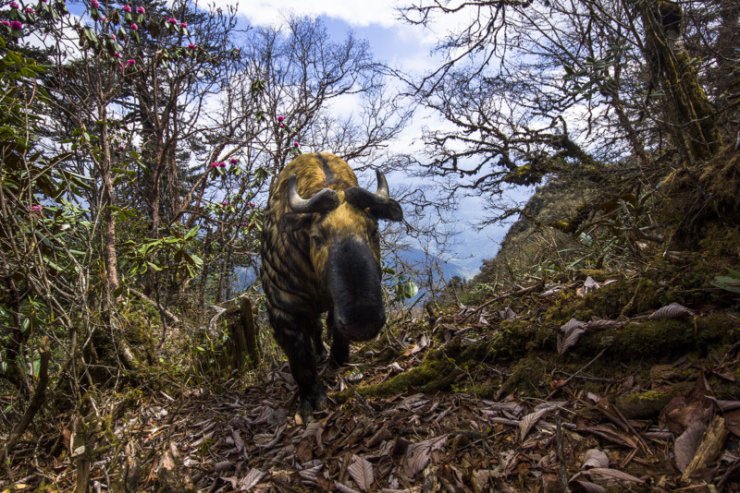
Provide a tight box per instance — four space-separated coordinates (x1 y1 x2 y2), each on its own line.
186 253 203 267
711 274 740 294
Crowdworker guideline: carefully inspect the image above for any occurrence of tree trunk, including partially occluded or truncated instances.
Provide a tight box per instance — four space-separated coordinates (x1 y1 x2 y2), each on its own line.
98 105 120 299
228 297 260 370
639 0 722 163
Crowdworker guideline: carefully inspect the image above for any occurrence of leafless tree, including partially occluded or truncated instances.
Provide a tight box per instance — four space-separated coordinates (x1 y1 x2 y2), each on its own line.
398 0 729 221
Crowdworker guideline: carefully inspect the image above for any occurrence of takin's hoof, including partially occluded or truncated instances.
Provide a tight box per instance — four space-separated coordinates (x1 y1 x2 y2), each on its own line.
298 387 328 421
329 344 349 368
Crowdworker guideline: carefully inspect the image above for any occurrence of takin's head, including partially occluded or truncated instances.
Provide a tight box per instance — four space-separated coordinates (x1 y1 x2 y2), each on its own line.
286 170 403 341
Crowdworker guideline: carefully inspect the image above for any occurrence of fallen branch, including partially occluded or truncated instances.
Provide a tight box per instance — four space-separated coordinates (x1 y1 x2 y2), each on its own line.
129 288 180 324
681 415 728 481
459 283 541 323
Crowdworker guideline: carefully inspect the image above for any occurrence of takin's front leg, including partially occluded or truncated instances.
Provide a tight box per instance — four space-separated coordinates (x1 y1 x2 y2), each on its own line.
273 317 327 418
328 309 349 367
311 319 327 361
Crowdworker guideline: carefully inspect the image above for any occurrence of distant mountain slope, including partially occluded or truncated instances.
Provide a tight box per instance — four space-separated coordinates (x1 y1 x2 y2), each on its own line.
473 177 599 286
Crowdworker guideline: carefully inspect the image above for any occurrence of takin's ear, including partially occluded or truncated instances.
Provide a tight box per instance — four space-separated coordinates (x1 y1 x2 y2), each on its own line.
345 187 404 222
279 212 314 231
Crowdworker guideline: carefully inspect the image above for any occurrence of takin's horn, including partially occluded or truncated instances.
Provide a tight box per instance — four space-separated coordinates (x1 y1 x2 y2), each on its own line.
344 170 403 221
375 170 390 199
286 175 340 214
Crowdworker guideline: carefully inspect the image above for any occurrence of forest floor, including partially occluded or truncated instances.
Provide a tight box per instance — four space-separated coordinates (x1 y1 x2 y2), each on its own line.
4 277 740 492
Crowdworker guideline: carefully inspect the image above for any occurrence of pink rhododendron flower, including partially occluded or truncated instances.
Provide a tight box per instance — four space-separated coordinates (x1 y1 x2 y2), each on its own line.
210 161 219 168
25 7 34 13
167 17 177 24
10 20 23 30
9 2 19 9
180 21 187 28
91 0 99 8
122 4 132 13
280 123 285 128
30 204 43 213
218 161 226 168
113 52 121 58
277 115 284 122
221 200 229 206
130 22 138 30
136 6 145 14
1 20 10 27
229 158 238 165
187 43 196 50
126 59 136 66
293 141 300 148
247 202 256 208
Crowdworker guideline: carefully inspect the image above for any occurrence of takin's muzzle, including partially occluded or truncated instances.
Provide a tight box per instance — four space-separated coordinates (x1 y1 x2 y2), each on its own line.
326 237 386 341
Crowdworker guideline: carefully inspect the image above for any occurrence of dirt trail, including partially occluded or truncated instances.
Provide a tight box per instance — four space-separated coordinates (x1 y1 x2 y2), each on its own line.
100 324 738 493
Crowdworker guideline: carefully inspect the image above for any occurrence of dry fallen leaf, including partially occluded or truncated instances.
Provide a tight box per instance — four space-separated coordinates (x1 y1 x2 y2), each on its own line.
238 469 266 492
674 421 706 472
519 406 555 441
558 318 587 354
584 467 644 484
577 424 639 449
582 449 609 469
583 276 600 293
347 455 374 492
404 435 448 477
649 303 695 320
499 306 517 320
707 397 740 412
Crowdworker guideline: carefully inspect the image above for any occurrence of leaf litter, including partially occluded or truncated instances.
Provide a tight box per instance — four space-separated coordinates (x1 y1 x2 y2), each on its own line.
3 282 738 492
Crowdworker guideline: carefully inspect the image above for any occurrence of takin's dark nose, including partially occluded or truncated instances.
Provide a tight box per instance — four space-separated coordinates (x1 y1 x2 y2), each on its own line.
334 305 386 341
327 237 386 341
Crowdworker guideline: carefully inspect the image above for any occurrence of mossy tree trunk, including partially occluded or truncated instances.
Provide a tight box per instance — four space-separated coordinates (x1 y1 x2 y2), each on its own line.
639 0 722 164
229 297 260 370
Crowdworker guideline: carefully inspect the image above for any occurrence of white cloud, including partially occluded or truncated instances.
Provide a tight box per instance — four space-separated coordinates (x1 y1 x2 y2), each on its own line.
211 0 403 28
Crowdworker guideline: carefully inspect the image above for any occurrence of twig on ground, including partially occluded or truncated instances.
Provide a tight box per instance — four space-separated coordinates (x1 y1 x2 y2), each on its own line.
547 348 607 400
459 283 541 322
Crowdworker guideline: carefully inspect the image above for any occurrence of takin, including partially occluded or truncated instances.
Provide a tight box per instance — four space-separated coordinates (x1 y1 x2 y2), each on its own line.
260 152 403 416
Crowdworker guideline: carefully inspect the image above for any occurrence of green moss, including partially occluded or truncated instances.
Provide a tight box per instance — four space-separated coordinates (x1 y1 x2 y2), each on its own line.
694 312 740 345
615 383 693 419
458 380 499 399
542 290 589 324
708 377 740 401
456 320 555 363
498 357 550 397
357 354 458 397
575 314 736 360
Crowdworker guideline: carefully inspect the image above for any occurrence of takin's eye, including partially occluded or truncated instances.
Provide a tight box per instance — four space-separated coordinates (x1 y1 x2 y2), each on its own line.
310 233 326 247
